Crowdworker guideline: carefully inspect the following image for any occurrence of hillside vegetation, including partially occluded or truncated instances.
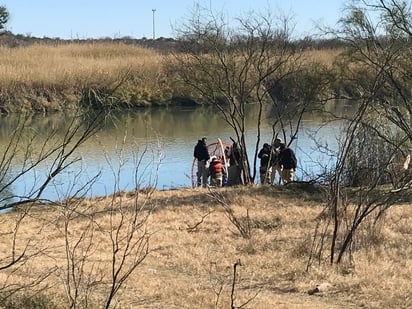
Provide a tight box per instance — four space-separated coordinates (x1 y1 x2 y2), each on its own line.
0 32 343 114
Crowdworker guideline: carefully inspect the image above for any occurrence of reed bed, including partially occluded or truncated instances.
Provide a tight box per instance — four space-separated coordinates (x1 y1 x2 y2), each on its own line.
0 42 168 111
0 42 344 112
0 43 162 85
302 48 344 67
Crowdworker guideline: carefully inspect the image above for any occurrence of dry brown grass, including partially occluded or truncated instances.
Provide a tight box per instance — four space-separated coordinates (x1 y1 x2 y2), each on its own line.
0 44 339 88
302 48 344 67
0 43 162 87
1 185 409 308
0 43 343 112
0 42 170 111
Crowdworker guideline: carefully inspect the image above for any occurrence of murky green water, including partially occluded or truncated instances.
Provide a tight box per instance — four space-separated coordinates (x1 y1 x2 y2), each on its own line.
0 102 353 202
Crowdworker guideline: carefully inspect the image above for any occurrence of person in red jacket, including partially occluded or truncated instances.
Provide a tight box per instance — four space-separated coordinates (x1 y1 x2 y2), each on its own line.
209 156 225 187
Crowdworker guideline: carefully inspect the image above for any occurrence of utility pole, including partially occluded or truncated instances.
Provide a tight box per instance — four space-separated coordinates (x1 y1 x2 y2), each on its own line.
152 9 156 39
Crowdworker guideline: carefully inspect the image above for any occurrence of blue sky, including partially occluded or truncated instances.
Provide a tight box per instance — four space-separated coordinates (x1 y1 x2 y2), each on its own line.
1 0 346 39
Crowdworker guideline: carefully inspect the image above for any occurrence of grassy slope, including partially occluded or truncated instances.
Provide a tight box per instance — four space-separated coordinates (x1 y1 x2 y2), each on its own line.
0 42 344 113
0 185 411 308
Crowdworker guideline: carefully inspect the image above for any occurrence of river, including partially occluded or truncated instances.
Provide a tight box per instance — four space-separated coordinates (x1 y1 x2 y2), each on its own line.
0 102 353 203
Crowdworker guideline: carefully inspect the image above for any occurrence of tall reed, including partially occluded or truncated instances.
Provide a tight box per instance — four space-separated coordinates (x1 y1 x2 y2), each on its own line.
0 42 342 113
0 42 168 112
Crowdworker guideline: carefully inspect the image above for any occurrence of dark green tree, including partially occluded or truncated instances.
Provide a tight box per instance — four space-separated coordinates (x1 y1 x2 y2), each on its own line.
0 6 9 31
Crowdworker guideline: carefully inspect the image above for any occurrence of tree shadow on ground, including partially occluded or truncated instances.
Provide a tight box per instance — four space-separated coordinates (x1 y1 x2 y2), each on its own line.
144 183 328 212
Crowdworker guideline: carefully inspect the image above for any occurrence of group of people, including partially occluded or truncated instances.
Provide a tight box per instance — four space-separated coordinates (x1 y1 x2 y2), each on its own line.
193 137 243 188
258 137 297 185
193 136 297 188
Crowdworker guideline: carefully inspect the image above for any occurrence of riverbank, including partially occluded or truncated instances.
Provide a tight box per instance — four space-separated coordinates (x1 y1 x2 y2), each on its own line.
0 41 343 114
0 185 410 308
0 42 175 114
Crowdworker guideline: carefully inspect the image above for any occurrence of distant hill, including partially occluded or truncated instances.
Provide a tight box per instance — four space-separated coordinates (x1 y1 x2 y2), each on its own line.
0 31 181 54
0 31 348 53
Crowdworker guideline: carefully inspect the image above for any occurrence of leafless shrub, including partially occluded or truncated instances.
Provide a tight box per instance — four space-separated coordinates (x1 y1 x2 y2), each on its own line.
208 259 260 309
172 6 328 184
50 134 160 308
0 109 105 212
186 209 215 233
308 119 406 267
207 189 252 239
1 104 161 307
308 0 412 267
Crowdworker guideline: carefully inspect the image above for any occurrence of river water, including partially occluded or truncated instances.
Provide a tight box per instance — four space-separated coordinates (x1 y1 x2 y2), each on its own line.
0 103 352 202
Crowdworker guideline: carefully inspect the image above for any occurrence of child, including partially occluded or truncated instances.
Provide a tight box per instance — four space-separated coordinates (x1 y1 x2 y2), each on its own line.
209 156 226 187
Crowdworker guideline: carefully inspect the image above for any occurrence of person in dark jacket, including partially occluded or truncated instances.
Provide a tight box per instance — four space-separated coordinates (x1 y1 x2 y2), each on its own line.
258 143 275 184
270 137 283 184
227 142 243 186
193 137 210 187
278 143 297 184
